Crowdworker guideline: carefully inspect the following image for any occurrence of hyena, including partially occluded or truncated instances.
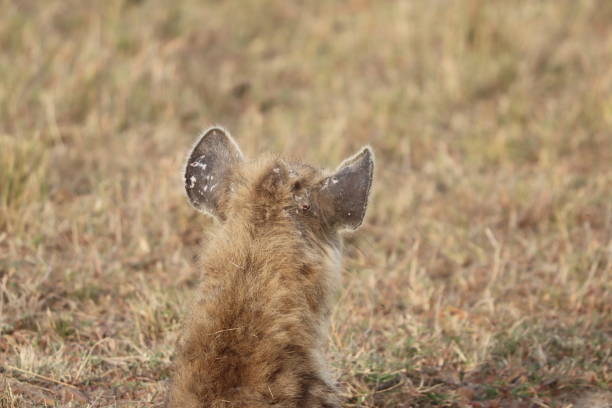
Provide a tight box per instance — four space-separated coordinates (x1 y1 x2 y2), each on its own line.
168 127 374 408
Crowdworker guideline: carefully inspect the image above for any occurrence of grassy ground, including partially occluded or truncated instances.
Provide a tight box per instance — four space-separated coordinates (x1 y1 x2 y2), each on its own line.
1 0 611 406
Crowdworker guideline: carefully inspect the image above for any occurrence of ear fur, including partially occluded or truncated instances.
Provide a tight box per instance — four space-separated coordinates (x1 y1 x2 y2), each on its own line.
317 146 374 230
184 126 243 220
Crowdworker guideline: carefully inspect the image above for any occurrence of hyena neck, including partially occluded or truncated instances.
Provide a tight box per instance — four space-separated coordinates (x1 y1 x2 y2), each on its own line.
203 216 343 319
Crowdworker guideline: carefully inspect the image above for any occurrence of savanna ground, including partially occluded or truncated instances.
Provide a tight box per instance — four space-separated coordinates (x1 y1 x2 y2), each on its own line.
1 0 611 407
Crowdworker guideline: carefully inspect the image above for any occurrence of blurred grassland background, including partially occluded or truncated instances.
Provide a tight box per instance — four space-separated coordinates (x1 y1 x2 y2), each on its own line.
1 0 611 406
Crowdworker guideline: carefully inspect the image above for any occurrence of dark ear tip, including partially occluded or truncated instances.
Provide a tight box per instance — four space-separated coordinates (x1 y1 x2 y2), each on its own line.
198 125 229 145
358 146 375 177
361 145 374 164
206 125 228 136
192 125 244 161
353 145 374 164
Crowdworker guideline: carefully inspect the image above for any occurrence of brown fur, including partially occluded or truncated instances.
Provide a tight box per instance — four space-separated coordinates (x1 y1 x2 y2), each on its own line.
169 129 373 408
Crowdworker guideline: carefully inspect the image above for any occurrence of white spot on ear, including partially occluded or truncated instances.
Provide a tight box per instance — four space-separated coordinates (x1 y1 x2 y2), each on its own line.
331 176 338 184
190 155 207 170
188 176 196 188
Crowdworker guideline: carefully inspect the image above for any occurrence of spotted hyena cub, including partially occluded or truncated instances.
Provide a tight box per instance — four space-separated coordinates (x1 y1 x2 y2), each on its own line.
168 127 374 408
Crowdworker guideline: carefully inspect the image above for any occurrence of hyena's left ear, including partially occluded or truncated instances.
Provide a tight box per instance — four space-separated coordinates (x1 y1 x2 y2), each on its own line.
317 146 374 231
184 127 243 220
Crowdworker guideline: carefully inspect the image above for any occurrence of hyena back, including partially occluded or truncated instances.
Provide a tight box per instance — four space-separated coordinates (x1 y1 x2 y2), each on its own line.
168 127 374 408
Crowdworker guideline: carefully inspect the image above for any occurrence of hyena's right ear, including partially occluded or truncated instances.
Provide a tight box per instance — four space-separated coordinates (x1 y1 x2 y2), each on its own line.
184 127 243 220
317 146 374 231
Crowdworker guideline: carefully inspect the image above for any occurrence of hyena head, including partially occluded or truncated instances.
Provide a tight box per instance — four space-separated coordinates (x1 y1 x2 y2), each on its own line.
184 126 374 245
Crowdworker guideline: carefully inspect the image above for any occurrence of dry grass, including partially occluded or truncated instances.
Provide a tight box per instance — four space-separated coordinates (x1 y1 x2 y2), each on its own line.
1 0 611 407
